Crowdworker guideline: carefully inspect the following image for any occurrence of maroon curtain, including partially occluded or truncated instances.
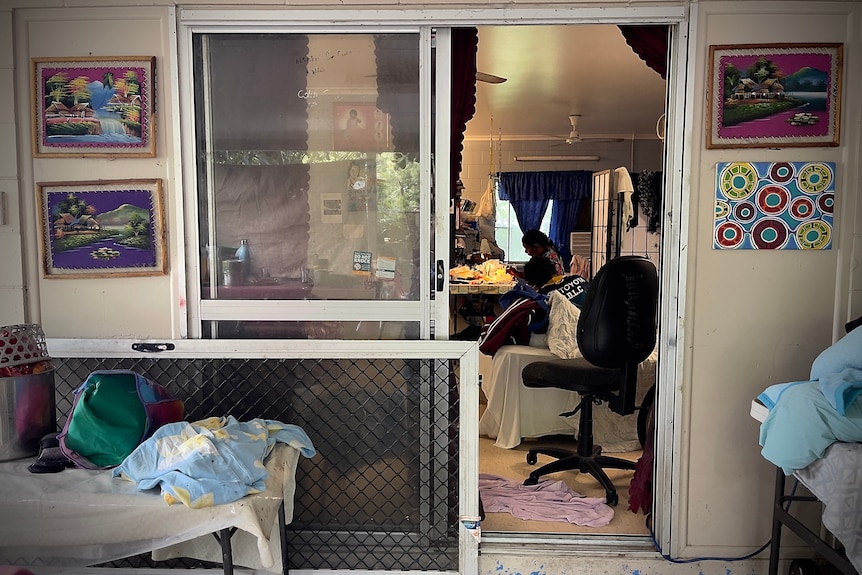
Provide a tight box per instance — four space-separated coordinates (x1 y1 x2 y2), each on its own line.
451 28 478 197
374 34 420 162
618 25 669 80
209 34 310 150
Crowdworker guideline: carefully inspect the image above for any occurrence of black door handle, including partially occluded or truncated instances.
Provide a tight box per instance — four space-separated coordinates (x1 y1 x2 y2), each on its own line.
436 260 445 291
132 342 175 352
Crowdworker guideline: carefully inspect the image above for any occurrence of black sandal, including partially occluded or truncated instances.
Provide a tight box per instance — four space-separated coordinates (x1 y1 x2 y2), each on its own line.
27 433 74 473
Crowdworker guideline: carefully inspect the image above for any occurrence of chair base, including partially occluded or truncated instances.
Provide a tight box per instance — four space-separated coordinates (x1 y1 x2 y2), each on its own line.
524 445 636 506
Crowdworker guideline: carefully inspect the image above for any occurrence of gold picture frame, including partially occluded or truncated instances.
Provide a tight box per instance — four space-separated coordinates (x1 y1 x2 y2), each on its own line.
32 56 156 157
37 179 167 278
706 43 842 149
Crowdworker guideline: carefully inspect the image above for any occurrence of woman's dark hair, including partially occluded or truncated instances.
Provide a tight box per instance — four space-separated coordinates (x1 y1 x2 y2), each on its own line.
523 256 557 288
522 229 556 249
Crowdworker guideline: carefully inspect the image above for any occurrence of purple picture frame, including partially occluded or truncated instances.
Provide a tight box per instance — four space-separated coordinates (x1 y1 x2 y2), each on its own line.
707 44 843 149
32 56 156 157
37 179 166 278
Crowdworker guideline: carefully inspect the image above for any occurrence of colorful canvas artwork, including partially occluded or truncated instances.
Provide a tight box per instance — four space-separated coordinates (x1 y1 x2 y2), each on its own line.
714 162 834 250
707 44 843 148
32 57 156 157
37 179 166 277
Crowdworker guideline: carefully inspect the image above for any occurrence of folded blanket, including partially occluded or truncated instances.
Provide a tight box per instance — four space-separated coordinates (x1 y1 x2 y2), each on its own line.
113 416 315 508
810 325 862 415
756 381 807 410
759 381 862 474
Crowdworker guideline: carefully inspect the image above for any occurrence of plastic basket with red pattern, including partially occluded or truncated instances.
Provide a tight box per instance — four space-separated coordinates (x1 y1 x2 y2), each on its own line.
0 324 50 371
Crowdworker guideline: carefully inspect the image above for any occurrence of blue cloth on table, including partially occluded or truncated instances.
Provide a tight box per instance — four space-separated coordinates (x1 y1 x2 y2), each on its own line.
757 380 807 410
113 416 315 508
810 325 862 415
758 381 862 474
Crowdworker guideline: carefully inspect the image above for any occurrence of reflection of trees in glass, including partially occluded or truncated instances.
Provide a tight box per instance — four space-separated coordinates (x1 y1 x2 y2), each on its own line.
376 152 420 242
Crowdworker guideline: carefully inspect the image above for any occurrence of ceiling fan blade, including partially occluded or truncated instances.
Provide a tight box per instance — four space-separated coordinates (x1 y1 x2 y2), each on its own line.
576 137 625 143
477 71 507 84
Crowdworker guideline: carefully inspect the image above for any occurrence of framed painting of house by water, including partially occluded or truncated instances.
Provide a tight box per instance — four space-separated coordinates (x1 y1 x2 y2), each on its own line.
32 56 156 157
707 44 842 149
37 179 166 278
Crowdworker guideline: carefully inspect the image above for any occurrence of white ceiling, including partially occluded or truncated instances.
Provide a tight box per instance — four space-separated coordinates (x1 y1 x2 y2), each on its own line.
465 24 668 142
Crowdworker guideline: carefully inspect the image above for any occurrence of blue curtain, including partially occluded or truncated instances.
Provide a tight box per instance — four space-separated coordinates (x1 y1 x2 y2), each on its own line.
497 170 592 268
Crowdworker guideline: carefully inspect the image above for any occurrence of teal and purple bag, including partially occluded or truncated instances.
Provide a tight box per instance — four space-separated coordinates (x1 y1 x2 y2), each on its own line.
58 370 185 469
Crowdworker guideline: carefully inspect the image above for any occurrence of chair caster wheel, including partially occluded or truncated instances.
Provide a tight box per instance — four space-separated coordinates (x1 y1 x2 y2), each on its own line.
524 475 539 486
605 492 619 506
526 452 537 465
789 559 820 575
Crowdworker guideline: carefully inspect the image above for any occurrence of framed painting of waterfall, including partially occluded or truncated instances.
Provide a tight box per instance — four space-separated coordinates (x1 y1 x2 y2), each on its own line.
31 56 156 157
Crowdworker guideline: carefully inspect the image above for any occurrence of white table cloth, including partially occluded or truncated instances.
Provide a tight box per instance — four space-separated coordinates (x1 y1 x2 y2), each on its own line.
0 443 300 573
479 345 657 451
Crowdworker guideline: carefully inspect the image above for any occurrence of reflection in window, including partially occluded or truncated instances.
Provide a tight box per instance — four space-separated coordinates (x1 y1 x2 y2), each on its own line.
194 33 421 304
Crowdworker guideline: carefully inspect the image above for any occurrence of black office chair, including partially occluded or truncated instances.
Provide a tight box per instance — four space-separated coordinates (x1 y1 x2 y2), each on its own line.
521 255 659 506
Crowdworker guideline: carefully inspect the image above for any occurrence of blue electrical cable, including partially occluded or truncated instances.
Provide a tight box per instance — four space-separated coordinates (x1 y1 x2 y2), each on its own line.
645 477 798 564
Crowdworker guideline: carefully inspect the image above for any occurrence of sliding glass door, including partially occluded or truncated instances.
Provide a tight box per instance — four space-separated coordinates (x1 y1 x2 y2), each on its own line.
185 28 440 340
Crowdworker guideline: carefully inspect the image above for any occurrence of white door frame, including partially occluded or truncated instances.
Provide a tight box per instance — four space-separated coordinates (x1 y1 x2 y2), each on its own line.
175 2 692 563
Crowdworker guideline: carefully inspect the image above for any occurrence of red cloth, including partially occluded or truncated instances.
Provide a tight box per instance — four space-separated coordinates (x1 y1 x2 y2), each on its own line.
628 403 655 514
478 298 545 356
0 568 36 575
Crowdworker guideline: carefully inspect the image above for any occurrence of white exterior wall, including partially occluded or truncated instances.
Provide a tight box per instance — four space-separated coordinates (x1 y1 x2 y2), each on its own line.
0 8 25 325
5 6 183 338
1 2 861 574
683 0 860 559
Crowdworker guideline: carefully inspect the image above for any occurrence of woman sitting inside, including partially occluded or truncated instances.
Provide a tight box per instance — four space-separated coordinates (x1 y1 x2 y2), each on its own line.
522 229 565 276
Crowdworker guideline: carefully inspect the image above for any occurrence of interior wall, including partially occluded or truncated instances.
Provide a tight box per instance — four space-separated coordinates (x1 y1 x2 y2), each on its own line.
458 136 664 207
0 9 25 325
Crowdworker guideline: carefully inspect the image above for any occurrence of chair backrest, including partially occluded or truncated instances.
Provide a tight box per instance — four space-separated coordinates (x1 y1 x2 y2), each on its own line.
576 255 659 414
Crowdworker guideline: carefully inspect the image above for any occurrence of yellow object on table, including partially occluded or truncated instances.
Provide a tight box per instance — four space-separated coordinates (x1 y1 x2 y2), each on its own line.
449 260 514 291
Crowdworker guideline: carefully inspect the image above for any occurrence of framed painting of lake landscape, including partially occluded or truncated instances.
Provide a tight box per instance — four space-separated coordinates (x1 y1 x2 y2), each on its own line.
707 44 843 149
32 57 156 157
37 179 166 278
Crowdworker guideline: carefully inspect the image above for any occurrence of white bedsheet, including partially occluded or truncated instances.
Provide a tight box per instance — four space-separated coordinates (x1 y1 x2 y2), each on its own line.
479 344 657 451
0 443 300 572
795 441 862 573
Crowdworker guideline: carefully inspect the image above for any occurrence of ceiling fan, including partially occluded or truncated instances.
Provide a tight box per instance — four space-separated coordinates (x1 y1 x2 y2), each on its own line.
476 71 507 84
551 114 624 145
367 70 506 84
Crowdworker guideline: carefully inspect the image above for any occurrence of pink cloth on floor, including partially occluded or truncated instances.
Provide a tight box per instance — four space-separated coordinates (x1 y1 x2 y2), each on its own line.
479 473 614 527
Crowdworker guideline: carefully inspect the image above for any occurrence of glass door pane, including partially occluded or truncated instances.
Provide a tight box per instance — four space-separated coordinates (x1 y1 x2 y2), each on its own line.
192 32 425 339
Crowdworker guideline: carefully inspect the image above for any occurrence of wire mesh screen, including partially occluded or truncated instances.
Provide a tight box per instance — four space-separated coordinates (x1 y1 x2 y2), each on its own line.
51 356 460 572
